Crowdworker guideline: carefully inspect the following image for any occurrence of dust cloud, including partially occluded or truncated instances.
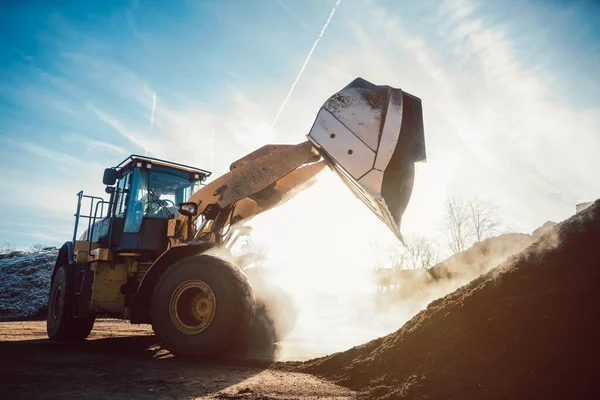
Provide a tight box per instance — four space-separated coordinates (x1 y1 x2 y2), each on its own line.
231 171 547 362
274 234 537 361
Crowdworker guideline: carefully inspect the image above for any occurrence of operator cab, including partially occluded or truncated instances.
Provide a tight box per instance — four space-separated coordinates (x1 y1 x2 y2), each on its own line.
87 155 210 253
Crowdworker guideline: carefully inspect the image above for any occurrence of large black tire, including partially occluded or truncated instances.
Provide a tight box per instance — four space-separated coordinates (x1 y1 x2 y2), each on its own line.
150 255 255 357
46 265 95 341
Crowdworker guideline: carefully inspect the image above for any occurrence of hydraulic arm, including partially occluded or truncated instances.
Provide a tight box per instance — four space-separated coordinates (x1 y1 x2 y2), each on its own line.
176 78 426 245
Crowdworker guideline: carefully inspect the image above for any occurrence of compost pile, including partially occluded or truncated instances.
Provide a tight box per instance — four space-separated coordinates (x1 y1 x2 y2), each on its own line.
299 201 600 399
427 232 538 281
385 231 538 314
0 248 57 321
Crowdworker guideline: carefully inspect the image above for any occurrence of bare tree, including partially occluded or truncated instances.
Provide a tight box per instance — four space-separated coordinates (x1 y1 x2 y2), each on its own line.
440 197 473 254
440 196 503 255
403 236 424 270
370 240 407 291
419 238 440 269
369 240 388 272
30 243 45 253
0 241 16 254
387 243 406 270
403 236 440 270
468 198 499 242
370 240 405 271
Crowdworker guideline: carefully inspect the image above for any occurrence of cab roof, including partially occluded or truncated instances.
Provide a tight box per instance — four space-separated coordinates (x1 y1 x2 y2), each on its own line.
114 154 212 180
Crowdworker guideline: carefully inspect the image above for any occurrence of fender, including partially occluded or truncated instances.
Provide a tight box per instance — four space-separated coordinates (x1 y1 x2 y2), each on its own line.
130 242 216 324
51 242 74 282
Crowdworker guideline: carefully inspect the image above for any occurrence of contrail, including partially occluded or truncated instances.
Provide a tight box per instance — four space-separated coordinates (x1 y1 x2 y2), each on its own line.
147 92 156 156
149 92 157 134
270 0 341 131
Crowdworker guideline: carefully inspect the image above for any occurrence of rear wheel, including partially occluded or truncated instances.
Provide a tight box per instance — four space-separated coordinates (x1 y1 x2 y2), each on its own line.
150 255 255 357
46 265 95 341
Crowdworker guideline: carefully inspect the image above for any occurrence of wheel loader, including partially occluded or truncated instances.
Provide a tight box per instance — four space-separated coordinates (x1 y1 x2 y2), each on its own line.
46 78 426 356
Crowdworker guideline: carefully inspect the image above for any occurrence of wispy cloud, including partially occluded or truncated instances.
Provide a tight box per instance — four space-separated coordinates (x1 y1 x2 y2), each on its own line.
60 133 127 156
2 0 598 251
87 103 154 156
2 137 104 172
276 0 316 33
259 0 600 237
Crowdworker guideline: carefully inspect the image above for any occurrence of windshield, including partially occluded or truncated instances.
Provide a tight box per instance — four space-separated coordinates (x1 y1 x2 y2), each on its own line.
124 166 200 233
147 166 200 217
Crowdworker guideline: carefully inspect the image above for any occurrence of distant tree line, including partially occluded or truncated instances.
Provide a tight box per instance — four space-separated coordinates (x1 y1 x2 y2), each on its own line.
0 241 16 254
372 196 504 273
440 197 500 254
0 242 54 254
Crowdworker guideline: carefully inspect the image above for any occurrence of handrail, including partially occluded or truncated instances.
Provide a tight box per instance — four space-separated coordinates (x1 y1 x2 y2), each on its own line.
87 199 112 255
72 191 108 252
72 191 84 245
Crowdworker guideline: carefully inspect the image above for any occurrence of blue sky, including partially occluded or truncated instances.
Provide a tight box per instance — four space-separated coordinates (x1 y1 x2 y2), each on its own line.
1 0 599 253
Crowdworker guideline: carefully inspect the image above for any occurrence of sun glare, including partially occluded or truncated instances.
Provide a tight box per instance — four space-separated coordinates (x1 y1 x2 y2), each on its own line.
244 168 396 289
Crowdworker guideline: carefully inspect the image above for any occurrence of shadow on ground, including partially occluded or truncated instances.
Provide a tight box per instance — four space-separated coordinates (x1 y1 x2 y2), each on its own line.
0 335 271 399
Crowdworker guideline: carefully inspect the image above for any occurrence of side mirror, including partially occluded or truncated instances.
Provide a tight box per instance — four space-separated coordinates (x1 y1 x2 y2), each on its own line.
178 202 198 217
103 168 118 185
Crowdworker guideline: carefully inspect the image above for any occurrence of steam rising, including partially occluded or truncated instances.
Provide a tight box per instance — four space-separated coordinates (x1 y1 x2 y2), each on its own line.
235 173 552 362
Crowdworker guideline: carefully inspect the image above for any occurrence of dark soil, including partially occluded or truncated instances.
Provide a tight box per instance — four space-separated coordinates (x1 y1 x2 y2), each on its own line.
0 320 355 399
295 200 600 399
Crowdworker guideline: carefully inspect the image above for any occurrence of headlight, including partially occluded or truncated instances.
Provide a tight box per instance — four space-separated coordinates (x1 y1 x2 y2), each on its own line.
178 202 198 217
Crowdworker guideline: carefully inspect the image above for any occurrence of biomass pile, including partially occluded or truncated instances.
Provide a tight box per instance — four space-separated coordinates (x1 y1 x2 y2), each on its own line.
0 248 56 321
386 231 538 312
299 201 600 399
427 232 537 281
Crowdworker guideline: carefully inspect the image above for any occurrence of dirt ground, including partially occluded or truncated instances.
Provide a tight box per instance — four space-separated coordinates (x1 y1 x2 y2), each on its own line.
0 319 355 400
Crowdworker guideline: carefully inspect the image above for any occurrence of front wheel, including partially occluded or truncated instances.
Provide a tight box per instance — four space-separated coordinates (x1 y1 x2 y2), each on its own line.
150 255 255 357
46 265 95 341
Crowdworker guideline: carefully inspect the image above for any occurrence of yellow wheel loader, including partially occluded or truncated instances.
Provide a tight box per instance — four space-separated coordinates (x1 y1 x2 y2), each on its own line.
46 78 426 356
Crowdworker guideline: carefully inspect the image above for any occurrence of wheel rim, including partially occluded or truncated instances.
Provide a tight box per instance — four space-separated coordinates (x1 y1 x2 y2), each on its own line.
169 280 217 335
51 285 62 321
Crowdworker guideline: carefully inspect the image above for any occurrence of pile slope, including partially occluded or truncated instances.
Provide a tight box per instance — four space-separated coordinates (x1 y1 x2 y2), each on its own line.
300 200 600 399
428 232 536 281
387 232 537 311
0 248 56 321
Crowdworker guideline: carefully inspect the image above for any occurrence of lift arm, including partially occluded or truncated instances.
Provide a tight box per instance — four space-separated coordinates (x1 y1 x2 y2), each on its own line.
175 78 425 245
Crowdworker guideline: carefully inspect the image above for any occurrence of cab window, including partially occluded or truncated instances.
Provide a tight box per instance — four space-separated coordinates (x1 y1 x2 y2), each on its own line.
123 168 148 233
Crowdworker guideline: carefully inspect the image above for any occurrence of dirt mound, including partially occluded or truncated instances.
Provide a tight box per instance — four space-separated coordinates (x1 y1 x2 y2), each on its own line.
532 221 558 238
377 232 537 319
0 248 56 321
298 200 600 399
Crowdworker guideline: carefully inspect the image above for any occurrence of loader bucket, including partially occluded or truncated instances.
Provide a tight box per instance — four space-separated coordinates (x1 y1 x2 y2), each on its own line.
307 78 426 241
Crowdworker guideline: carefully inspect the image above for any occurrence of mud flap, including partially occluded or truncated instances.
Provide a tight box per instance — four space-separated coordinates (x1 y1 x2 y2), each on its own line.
307 78 426 241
